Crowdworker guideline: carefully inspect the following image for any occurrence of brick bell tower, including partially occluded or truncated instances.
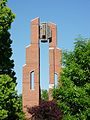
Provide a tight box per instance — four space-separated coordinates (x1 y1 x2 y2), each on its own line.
22 17 62 117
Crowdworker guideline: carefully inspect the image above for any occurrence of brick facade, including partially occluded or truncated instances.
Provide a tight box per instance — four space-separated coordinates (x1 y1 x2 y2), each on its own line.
22 17 62 118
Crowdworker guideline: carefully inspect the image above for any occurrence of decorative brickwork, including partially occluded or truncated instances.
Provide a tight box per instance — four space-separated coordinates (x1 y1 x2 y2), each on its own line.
22 17 62 118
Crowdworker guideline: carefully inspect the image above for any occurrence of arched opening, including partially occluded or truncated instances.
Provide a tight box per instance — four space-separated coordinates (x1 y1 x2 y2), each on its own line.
30 71 34 90
54 73 58 88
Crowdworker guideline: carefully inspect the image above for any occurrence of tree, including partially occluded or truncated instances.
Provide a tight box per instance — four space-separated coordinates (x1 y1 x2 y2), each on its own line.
0 0 16 82
0 1 25 119
0 75 25 120
27 100 63 120
53 37 90 120
41 89 48 101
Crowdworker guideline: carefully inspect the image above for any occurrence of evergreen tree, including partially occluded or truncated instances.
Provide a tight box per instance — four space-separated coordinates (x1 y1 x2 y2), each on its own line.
53 37 90 120
0 0 16 81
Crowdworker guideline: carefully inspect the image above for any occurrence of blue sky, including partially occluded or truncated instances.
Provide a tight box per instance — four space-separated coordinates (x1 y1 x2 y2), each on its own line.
7 0 90 94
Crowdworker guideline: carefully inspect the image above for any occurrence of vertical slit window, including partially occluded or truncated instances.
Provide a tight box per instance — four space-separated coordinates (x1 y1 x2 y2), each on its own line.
54 73 58 88
30 71 34 90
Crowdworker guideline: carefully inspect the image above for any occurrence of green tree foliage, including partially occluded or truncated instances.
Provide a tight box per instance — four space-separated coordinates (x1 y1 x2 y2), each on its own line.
0 0 26 119
53 37 90 120
0 0 16 81
0 75 25 120
41 89 48 101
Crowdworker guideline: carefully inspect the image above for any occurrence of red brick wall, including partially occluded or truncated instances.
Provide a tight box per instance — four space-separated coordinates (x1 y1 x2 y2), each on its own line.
22 17 62 117
22 18 40 118
49 23 62 100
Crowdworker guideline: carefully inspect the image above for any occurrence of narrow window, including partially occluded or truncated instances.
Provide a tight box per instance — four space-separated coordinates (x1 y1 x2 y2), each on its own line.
30 71 34 90
54 73 58 88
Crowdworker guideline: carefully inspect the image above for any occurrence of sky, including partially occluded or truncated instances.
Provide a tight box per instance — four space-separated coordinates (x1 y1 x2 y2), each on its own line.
7 0 90 94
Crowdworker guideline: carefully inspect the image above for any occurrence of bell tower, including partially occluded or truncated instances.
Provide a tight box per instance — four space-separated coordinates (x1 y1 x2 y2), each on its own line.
22 17 62 117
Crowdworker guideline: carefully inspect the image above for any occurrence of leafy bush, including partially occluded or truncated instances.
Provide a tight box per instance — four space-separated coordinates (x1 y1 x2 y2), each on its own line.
41 89 48 101
27 100 63 120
